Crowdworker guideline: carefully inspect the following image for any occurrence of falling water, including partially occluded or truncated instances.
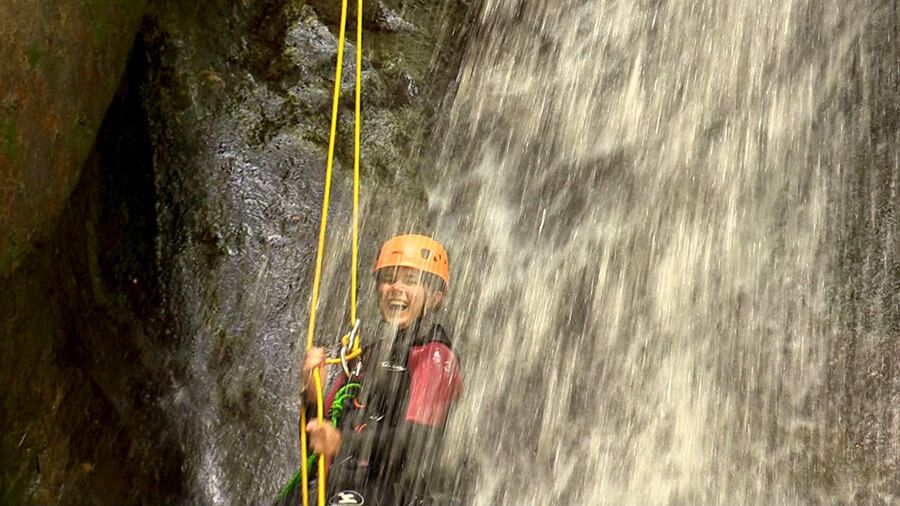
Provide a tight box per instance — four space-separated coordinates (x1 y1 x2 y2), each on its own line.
424 1 897 504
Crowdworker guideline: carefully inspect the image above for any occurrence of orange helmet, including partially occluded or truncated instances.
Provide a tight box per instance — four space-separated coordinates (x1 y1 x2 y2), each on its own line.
373 234 450 289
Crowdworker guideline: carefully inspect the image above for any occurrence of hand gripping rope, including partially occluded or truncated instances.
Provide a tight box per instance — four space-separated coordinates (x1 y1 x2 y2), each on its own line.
297 0 364 504
278 381 361 504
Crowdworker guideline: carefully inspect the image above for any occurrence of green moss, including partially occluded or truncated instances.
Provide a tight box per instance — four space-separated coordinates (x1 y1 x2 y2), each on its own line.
26 45 43 70
94 23 110 45
2 237 21 274
85 220 108 306
125 0 148 12
86 0 111 44
69 116 96 160
107 74 120 94
0 450 29 506
85 0 108 16
1 115 19 161
38 51 61 85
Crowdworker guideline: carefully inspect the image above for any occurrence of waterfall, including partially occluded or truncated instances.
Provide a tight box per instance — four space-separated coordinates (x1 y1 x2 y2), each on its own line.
429 1 897 504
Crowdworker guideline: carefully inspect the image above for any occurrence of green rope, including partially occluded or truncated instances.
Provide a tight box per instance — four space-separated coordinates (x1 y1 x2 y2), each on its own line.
275 382 361 504
330 383 361 425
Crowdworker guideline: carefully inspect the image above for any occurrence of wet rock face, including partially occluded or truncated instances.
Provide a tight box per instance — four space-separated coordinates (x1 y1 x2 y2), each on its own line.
0 40 183 504
1 0 472 503
0 0 148 277
139 0 471 502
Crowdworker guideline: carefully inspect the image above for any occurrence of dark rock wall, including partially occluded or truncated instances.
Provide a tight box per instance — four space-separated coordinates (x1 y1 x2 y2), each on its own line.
2 0 473 503
0 42 183 504
0 0 148 277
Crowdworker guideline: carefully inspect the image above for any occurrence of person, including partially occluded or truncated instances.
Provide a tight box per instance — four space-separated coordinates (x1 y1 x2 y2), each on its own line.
298 234 463 506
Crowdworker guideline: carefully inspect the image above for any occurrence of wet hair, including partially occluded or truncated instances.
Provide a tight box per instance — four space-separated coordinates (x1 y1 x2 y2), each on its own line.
421 272 447 294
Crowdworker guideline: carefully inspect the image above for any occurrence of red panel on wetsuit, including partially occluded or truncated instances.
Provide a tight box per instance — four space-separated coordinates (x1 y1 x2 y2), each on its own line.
323 374 346 414
405 342 462 426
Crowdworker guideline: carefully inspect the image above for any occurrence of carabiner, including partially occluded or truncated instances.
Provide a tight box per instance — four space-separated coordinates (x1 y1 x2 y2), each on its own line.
347 318 361 351
340 344 351 378
326 319 363 367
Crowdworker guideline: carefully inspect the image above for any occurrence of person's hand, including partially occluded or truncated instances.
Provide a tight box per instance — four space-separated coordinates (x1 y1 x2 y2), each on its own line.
301 347 326 402
307 419 341 459
302 347 326 377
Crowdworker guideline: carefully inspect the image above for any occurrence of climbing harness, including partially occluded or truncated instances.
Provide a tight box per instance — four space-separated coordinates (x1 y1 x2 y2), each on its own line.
295 0 365 504
276 382 362 504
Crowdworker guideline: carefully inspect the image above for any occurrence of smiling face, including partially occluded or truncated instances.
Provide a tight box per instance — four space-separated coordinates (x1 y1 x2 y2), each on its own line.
376 266 444 330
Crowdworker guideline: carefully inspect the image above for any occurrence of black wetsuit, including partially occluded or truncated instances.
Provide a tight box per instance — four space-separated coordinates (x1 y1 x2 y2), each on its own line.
303 323 463 506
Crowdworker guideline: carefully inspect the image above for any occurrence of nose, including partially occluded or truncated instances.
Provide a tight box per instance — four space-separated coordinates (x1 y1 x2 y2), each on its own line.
385 279 404 294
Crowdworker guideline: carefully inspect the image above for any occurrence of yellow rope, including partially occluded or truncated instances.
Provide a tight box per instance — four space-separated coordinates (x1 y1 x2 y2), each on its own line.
299 408 309 505
324 0 364 365
300 0 363 503
324 346 361 365
351 0 362 334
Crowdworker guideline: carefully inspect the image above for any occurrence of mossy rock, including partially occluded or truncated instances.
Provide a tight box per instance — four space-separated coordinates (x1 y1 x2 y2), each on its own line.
0 0 148 278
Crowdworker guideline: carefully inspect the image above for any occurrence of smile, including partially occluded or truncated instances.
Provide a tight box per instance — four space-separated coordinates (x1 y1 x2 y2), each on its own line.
387 301 408 311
